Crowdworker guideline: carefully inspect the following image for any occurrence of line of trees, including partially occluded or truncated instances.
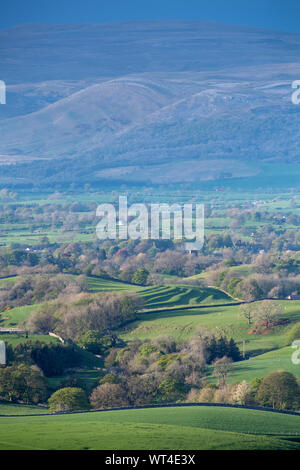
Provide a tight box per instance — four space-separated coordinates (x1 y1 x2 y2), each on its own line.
190 370 300 411
46 369 300 413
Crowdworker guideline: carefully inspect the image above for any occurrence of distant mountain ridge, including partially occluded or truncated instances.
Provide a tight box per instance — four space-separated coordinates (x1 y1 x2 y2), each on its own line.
0 21 300 184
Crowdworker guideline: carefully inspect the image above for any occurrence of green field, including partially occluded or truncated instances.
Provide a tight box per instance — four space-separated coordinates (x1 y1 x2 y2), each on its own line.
0 303 41 327
2 277 300 383
0 401 47 416
88 278 234 308
121 299 300 382
87 277 144 293
0 303 52 346
121 301 300 358
0 278 235 330
185 264 254 282
0 333 59 347
139 285 233 309
0 406 299 450
230 346 300 383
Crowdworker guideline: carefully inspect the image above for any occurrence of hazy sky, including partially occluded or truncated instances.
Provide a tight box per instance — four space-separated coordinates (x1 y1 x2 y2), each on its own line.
1 0 300 32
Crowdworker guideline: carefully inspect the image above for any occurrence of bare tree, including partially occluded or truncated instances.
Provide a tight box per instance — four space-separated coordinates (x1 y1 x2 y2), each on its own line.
90 383 129 409
212 356 233 387
254 300 283 329
240 303 254 326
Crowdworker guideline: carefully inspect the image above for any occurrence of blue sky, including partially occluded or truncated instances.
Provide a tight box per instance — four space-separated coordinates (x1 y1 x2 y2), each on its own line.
1 0 300 32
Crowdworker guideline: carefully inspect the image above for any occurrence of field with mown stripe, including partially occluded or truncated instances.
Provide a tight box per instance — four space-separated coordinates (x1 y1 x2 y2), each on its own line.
0 276 235 332
139 285 234 309
87 277 234 307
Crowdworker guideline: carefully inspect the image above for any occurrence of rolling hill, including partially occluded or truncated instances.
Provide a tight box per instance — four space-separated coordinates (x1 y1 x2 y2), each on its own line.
0 406 299 450
121 300 300 362
0 21 300 185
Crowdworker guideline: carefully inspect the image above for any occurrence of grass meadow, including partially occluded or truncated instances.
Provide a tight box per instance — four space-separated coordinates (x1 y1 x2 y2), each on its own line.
0 406 299 450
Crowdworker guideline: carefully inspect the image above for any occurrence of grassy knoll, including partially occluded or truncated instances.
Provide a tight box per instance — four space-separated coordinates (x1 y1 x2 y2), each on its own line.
0 406 299 450
121 301 300 357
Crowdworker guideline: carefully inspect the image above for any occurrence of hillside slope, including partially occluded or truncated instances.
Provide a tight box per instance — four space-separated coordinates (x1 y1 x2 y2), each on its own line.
0 21 300 183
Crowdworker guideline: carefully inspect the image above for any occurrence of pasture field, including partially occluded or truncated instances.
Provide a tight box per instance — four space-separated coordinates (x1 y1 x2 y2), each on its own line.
88 278 234 308
121 301 300 358
0 303 41 327
0 406 299 450
185 264 254 281
0 333 58 347
87 277 144 293
0 303 55 346
230 346 300 383
0 276 234 319
0 275 233 307
0 277 235 351
139 285 233 309
0 227 95 246
0 401 47 416
1 275 299 383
